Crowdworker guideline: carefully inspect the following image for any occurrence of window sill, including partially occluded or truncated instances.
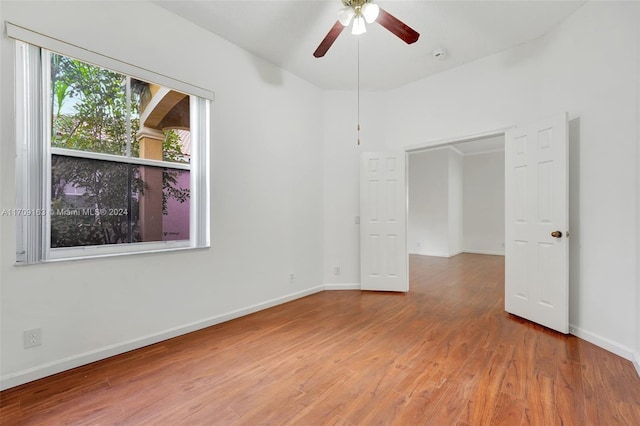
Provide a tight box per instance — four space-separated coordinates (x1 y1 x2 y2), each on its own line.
15 244 210 266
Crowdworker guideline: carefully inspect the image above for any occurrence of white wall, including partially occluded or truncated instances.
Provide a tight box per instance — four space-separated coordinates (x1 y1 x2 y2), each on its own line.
0 1 324 389
408 148 450 257
448 149 464 256
322 89 388 287
323 1 640 359
410 147 501 258
463 151 505 255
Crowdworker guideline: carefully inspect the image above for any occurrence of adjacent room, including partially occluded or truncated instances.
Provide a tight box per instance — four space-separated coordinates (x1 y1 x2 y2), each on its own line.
1 0 639 424
408 135 505 259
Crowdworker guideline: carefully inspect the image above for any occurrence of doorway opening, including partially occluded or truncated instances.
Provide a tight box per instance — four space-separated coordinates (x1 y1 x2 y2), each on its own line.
405 132 506 292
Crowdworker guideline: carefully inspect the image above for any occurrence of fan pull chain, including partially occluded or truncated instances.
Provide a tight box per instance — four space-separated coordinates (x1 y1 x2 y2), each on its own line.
357 38 361 146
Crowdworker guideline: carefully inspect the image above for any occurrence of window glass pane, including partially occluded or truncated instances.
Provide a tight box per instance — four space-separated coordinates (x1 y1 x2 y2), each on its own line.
157 167 190 241
51 53 190 164
51 155 190 248
138 165 190 242
51 54 130 156
51 155 136 247
130 79 191 164
162 129 191 164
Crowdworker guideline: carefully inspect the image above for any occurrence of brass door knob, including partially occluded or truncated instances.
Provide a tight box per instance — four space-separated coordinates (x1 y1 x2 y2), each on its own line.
551 231 562 238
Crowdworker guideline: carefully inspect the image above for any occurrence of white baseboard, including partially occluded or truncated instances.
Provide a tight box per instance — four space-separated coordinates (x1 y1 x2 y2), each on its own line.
0 285 325 391
409 250 449 257
633 351 640 378
409 250 505 257
323 283 360 290
409 250 462 258
462 249 505 256
569 324 635 361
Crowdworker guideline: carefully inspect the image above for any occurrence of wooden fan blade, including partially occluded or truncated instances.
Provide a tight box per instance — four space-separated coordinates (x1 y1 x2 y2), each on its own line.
313 20 345 58
376 8 420 44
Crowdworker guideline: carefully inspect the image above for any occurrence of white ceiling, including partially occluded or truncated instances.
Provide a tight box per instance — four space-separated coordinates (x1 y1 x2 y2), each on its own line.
154 0 585 90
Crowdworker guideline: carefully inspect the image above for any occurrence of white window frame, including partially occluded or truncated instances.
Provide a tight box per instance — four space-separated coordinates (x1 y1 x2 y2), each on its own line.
10 23 212 263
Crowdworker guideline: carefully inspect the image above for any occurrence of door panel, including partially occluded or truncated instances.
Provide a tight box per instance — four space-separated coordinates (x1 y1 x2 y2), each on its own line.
505 113 569 333
360 152 408 292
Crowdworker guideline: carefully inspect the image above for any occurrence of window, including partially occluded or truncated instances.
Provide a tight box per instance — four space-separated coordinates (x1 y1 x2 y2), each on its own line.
10 25 211 263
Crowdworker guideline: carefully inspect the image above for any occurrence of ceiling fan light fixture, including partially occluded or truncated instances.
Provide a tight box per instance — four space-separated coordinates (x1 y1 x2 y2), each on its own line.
313 0 420 58
361 3 379 23
338 6 355 26
351 15 367 35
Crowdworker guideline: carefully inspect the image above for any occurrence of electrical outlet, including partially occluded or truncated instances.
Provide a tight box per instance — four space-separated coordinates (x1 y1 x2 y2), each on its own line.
334 266 341 275
289 273 295 283
23 328 42 348
417 242 421 248
354 216 360 224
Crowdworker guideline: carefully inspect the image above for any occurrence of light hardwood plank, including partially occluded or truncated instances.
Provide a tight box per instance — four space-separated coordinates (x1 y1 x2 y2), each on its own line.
1 254 639 425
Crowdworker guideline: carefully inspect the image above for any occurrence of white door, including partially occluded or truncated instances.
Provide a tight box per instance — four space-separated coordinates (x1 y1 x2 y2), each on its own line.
505 113 569 333
360 152 408 292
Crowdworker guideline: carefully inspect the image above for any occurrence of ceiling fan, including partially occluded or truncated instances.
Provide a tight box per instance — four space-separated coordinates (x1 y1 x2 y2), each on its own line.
313 0 420 58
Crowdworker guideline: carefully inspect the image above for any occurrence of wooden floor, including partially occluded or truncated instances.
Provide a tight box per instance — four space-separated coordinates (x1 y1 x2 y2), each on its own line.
2 254 640 425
